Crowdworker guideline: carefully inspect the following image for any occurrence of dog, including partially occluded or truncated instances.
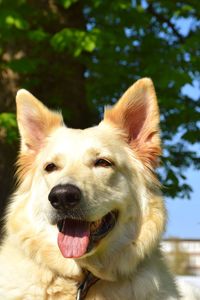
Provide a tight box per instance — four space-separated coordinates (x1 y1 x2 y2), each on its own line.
0 78 199 299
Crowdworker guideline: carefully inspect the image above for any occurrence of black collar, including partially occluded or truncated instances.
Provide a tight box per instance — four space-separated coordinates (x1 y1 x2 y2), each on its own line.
76 271 99 300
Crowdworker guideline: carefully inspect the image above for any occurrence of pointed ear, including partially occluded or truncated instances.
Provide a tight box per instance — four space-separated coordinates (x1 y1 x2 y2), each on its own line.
104 78 161 168
16 89 63 152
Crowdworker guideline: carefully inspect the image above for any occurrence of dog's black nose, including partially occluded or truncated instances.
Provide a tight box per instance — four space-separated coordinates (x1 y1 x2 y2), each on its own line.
48 184 81 210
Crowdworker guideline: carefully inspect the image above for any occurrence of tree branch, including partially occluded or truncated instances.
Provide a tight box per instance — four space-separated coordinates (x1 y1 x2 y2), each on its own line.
147 2 185 43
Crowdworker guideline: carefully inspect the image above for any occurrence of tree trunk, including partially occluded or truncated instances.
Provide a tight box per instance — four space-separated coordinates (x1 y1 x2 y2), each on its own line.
0 142 16 234
0 1 96 230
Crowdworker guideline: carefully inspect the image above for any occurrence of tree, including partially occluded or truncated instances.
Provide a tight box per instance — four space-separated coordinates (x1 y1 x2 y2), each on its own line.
0 0 200 216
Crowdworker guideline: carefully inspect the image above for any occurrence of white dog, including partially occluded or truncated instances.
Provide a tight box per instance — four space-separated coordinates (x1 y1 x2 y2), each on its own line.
0 78 199 299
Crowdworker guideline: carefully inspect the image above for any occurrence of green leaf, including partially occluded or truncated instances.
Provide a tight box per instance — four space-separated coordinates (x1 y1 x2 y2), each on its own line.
182 130 200 144
181 5 194 12
5 14 29 30
59 0 78 9
28 29 49 42
0 113 18 144
82 34 96 52
51 28 98 56
7 58 41 74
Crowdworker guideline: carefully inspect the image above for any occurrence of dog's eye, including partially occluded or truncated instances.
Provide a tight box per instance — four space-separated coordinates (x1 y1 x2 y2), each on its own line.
94 158 113 168
44 163 57 173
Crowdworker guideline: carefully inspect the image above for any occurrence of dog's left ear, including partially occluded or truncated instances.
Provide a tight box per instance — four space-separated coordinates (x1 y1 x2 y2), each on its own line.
104 78 161 168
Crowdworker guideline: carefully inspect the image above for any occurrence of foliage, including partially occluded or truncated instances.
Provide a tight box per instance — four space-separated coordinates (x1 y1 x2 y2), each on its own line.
0 0 199 199
51 28 99 56
0 113 18 144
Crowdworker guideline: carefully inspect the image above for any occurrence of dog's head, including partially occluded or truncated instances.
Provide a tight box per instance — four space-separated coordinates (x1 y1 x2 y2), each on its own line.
10 78 164 274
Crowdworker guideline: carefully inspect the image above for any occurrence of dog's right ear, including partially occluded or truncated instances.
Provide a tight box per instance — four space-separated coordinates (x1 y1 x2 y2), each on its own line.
16 89 63 153
103 78 161 169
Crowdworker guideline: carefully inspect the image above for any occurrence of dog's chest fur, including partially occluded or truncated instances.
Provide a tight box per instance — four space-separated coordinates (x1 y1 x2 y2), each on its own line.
0 239 178 300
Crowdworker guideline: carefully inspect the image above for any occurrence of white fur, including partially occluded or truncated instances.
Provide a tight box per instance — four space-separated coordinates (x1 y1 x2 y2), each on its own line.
0 79 199 299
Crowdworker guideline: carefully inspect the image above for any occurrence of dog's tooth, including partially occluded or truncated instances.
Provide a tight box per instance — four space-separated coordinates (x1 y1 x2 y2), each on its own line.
90 219 102 232
90 223 95 231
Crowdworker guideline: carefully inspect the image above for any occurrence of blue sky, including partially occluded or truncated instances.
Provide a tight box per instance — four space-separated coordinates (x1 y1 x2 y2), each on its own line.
164 75 199 239
165 168 200 238
161 16 200 239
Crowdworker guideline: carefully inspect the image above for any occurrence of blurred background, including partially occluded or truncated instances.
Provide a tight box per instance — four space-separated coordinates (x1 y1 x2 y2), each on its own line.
0 0 199 279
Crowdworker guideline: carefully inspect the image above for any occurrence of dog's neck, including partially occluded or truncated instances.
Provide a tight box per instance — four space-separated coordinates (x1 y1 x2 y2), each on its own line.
77 242 141 281
75 246 136 300
76 270 99 300
76 247 162 300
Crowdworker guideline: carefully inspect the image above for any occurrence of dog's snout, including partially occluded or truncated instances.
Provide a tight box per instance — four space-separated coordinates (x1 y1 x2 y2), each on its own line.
48 184 81 210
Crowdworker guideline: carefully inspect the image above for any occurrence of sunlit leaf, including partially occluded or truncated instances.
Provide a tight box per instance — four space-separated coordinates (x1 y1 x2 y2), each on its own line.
0 113 18 144
59 0 78 9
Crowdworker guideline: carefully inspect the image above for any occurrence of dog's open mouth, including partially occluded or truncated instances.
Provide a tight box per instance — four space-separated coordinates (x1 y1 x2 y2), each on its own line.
57 210 118 258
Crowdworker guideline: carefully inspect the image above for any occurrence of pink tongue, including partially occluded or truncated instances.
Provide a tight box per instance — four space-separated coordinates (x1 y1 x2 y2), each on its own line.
57 219 90 258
